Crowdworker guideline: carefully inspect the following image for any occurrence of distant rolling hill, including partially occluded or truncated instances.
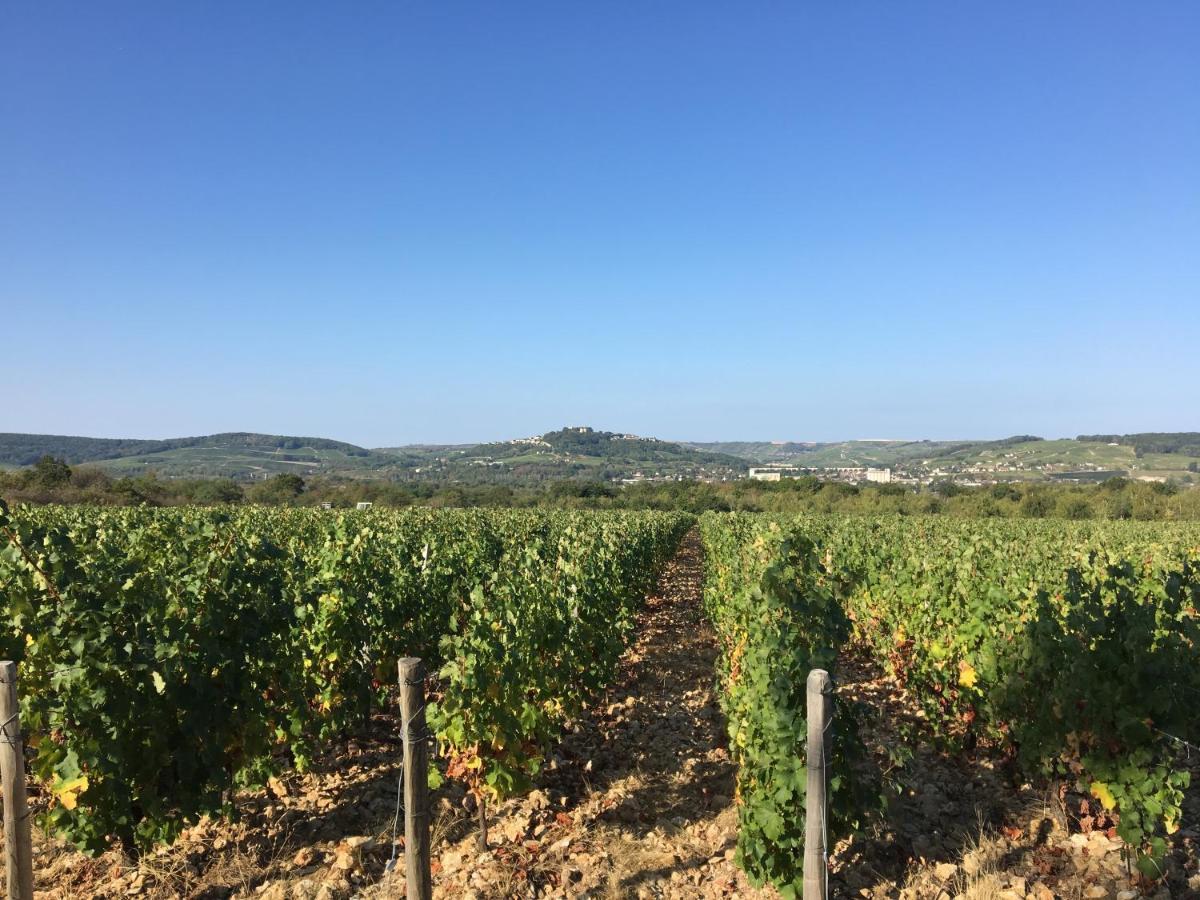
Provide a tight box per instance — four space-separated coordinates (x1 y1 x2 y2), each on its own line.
478 427 746 467
382 427 749 483
0 427 748 482
0 432 395 479
683 439 972 467
685 435 1200 480
4 429 1196 483
1076 432 1200 457
0 433 169 466
681 438 1040 467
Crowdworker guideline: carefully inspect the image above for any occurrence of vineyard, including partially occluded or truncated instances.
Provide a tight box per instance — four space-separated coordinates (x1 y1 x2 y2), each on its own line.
0 502 690 856
698 513 1200 896
1 503 1198 897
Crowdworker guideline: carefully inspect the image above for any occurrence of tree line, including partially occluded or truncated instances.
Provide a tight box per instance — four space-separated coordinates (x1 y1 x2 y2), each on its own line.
3 454 1198 520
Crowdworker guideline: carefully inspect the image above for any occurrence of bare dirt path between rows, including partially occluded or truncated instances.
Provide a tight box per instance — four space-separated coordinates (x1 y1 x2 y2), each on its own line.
416 527 764 899
21 531 1200 899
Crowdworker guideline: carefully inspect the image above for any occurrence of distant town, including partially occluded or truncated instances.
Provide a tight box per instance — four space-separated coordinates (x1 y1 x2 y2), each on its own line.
1 427 1196 488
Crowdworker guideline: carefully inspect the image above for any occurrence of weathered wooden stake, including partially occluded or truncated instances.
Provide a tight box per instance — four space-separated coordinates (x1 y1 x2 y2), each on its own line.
399 658 432 900
1 661 34 900
803 668 832 900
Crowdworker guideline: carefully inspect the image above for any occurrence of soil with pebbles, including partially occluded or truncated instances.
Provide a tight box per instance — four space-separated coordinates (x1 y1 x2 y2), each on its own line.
830 652 1200 900
420 527 764 900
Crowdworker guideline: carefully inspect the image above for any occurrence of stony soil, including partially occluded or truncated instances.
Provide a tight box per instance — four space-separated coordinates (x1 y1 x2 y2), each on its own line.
16 530 1200 899
412 528 762 900
830 653 1200 900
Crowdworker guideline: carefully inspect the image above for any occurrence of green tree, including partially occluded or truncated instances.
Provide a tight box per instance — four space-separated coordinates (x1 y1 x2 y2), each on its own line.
1058 496 1093 520
1106 492 1134 520
186 479 245 504
248 473 305 504
30 455 72 487
930 480 962 498
991 483 1020 502
1019 490 1054 518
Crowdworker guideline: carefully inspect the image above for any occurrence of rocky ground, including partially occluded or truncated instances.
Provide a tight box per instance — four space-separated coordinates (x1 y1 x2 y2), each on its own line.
16 530 1200 899
829 654 1200 900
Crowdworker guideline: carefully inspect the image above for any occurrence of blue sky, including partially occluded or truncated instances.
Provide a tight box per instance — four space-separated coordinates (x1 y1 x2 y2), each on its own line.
3 2 1197 446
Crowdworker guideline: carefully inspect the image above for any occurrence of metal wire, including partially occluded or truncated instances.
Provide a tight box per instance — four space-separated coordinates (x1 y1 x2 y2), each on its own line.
0 711 20 746
1156 728 1199 756
383 774 403 874
821 681 834 900
48 666 86 679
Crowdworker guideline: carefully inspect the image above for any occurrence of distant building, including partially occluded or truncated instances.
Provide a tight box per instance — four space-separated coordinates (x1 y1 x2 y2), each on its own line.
748 467 785 481
356 501 373 510
749 465 893 485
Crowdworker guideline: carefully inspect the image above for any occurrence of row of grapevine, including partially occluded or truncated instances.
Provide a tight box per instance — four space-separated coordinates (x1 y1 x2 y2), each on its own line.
698 512 870 897
701 511 1199 888
0 501 690 853
431 511 689 800
818 515 1199 876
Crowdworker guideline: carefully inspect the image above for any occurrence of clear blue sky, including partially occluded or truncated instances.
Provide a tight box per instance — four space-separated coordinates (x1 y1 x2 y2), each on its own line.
3 2 1197 446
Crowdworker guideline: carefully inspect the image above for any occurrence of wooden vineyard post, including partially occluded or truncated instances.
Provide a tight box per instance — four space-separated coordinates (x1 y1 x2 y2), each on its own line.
0 661 34 900
803 668 832 900
399 658 432 900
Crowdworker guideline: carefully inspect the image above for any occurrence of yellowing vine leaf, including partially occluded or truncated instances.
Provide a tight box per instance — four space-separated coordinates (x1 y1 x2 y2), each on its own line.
957 661 978 688
1090 781 1116 811
54 775 90 811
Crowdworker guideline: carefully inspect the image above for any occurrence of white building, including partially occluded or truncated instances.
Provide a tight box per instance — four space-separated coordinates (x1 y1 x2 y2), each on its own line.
748 467 786 481
749 465 893 484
